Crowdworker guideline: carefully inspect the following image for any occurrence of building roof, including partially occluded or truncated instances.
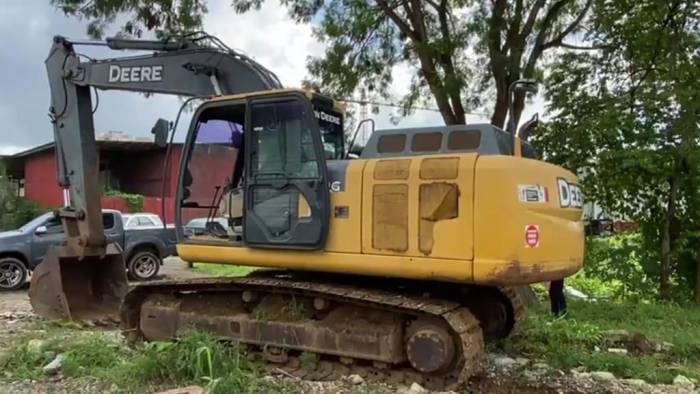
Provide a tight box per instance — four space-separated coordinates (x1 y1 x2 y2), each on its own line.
9 140 174 158
2 136 182 179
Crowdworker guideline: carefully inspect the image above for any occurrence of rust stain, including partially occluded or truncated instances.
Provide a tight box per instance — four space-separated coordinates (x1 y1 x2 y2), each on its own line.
484 259 580 286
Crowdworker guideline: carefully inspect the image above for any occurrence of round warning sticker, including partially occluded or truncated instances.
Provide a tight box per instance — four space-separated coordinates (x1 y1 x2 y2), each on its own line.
525 225 540 248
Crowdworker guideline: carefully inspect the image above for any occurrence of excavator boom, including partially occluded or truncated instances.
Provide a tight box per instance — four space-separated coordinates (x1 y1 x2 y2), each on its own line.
30 32 282 321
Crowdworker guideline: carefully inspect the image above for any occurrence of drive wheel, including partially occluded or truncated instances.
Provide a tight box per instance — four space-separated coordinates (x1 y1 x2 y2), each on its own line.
127 250 160 281
0 257 27 290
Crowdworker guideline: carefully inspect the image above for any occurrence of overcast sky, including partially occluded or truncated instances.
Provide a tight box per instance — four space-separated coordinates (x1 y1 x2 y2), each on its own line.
0 1 541 156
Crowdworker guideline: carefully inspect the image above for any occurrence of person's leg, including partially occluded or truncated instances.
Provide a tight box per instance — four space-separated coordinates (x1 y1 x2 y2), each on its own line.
559 280 568 317
549 280 565 317
548 280 559 315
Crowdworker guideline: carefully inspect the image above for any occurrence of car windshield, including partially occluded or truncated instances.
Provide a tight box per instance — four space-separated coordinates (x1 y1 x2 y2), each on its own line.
186 219 207 228
18 213 52 232
186 218 227 228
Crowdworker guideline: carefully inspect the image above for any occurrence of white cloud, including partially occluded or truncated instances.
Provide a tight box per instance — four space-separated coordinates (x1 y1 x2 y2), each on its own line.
0 1 547 152
204 2 324 87
0 145 25 156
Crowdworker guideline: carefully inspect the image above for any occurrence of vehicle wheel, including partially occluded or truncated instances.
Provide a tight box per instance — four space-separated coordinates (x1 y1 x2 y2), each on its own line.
0 258 28 291
127 250 161 281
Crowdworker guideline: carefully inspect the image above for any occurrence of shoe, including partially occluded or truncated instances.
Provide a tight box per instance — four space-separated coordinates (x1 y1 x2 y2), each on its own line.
555 310 568 320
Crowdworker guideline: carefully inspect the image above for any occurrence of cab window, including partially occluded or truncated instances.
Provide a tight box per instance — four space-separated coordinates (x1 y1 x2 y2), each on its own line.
377 134 406 153
447 130 481 151
102 213 115 230
44 217 63 234
137 217 155 226
411 132 442 152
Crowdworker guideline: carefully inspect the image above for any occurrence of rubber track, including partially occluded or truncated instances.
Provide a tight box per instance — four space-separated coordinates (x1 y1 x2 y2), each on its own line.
499 286 526 336
121 276 485 388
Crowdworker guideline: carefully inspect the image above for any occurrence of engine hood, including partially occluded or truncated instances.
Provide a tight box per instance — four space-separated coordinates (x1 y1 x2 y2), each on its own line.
0 230 25 241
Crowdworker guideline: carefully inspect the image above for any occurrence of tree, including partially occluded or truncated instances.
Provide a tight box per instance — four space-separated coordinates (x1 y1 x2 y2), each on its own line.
50 0 206 38
534 0 700 300
51 0 591 128
0 161 15 228
0 161 47 231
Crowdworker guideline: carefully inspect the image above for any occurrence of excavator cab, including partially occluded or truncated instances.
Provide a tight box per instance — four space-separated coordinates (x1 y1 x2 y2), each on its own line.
178 90 341 249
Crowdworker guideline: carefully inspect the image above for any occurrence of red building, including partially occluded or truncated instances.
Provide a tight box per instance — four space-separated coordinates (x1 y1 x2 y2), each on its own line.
3 138 184 223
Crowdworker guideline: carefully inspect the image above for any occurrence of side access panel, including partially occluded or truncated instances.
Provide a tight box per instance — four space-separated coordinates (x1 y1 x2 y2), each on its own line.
323 160 365 254
361 154 477 261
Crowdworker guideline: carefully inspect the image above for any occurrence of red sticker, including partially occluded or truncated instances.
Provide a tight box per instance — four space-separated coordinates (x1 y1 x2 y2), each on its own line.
525 225 540 248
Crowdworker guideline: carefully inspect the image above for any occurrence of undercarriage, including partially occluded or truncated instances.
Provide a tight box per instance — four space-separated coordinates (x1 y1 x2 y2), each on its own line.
121 271 525 390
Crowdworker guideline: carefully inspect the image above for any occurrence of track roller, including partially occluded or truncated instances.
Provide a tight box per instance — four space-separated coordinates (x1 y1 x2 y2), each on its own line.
405 318 457 374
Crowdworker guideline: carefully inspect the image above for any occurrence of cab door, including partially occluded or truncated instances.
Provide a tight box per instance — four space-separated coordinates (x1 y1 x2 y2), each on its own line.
243 93 330 249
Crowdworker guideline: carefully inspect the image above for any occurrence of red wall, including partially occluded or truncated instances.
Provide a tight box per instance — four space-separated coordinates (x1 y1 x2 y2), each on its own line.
180 145 239 225
109 147 182 198
22 145 230 225
24 151 63 207
101 196 130 213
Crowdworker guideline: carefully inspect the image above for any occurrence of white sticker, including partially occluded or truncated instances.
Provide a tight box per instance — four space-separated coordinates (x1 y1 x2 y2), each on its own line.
518 185 548 203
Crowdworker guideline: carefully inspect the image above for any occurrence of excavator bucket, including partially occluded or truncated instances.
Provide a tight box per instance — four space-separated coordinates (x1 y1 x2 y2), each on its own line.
29 243 128 322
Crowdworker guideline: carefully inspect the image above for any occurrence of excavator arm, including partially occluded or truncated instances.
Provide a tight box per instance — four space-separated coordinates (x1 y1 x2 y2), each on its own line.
30 32 283 321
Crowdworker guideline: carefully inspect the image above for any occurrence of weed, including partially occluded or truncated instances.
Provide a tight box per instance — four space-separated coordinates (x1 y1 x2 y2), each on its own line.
299 352 319 371
252 295 310 322
193 263 256 277
500 299 700 384
2 328 300 394
280 296 308 322
1 325 128 381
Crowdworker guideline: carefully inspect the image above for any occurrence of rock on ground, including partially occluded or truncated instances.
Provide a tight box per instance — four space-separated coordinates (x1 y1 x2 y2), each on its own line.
673 375 696 391
43 354 66 375
398 383 427 394
153 386 204 394
348 374 364 385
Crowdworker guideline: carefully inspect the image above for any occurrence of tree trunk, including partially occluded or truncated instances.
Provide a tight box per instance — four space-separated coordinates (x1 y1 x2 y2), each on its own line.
491 82 509 128
660 177 678 299
696 247 700 304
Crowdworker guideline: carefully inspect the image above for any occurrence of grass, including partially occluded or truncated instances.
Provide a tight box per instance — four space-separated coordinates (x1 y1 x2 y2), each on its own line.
0 321 299 394
4 276 699 391
192 263 256 277
498 299 700 384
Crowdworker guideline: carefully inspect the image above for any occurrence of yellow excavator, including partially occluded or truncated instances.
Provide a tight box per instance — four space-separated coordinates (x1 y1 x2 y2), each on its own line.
30 32 583 388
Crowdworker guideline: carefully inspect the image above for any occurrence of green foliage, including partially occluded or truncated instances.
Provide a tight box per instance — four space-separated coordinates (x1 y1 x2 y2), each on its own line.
116 332 248 391
0 198 47 231
1 325 298 394
298 351 319 372
49 0 592 127
580 233 659 300
193 263 255 277
50 0 206 39
501 300 700 384
0 161 47 231
61 333 128 377
534 0 700 299
568 232 696 302
104 190 145 213
1 323 130 381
